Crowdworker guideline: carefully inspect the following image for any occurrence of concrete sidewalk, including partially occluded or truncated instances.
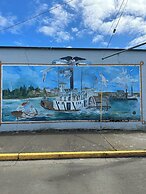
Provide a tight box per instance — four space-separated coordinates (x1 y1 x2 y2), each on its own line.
0 130 146 153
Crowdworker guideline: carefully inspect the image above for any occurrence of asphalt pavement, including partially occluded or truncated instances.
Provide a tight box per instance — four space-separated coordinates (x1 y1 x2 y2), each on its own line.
0 158 146 194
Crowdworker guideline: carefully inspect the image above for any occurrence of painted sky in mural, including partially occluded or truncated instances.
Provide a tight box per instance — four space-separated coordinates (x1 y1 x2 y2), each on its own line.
3 65 140 92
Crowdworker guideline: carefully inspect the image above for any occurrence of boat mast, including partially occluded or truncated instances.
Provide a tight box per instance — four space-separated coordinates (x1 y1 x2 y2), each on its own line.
57 67 59 90
81 67 83 91
70 67 74 90
131 85 133 96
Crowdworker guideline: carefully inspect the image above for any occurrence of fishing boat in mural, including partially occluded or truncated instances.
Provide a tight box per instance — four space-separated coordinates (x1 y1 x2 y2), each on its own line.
11 101 38 120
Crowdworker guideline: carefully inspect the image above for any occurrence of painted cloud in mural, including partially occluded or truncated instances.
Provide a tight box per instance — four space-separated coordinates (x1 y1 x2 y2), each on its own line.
111 68 139 89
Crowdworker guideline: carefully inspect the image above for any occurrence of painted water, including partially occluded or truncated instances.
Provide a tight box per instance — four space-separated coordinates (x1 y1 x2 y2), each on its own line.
2 97 140 122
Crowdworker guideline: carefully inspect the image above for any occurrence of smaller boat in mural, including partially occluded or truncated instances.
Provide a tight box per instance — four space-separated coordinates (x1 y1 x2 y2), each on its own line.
109 87 138 101
11 101 38 120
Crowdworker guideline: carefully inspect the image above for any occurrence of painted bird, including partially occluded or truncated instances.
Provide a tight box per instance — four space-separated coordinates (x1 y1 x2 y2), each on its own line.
40 67 53 82
100 73 108 87
60 56 86 66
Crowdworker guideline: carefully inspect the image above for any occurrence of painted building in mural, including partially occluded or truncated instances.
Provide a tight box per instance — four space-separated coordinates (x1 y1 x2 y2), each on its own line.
0 46 145 131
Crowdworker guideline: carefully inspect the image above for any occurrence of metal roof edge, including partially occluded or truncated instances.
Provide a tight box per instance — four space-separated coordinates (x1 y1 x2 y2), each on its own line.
0 45 146 52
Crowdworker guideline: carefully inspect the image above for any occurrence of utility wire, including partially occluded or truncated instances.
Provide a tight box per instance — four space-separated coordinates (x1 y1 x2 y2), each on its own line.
0 0 74 33
113 0 128 33
106 0 126 40
106 0 128 48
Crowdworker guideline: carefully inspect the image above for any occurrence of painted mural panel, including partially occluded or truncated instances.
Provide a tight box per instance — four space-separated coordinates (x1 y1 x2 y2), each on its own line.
2 63 141 122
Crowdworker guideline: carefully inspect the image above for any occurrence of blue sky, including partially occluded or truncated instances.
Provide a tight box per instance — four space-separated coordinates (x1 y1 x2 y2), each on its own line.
0 0 146 48
3 65 140 92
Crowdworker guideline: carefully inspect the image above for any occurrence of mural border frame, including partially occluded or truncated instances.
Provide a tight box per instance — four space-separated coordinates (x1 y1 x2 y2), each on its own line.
1 62 143 124
0 62 1 126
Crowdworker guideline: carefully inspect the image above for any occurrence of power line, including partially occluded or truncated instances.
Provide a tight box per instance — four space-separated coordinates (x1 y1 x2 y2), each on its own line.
106 0 128 48
0 0 74 33
113 0 128 33
106 0 126 40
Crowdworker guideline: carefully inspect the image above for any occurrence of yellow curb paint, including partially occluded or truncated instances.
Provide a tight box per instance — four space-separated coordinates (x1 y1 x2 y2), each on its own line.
0 150 146 161
18 150 146 160
0 153 18 161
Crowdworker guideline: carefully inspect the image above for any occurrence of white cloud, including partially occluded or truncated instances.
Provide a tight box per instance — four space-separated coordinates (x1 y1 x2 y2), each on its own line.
32 0 49 11
39 26 72 42
64 0 146 46
92 35 104 43
0 16 8 27
0 14 17 33
38 3 73 42
126 0 146 17
72 27 78 33
39 26 55 36
108 16 146 35
66 45 72 48
56 31 72 42
128 35 146 48
38 3 48 11
14 41 23 46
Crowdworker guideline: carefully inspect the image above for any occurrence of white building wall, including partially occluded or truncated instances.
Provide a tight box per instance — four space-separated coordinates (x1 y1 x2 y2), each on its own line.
0 46 146 131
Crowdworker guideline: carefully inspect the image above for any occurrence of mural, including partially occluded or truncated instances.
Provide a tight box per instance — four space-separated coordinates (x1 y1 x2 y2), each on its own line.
2 57 141 123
